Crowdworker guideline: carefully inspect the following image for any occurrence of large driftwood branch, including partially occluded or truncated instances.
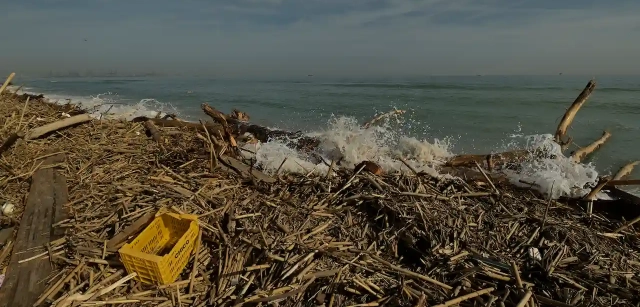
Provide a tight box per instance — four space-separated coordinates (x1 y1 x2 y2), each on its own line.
613 161 639 180
554 80 596 147
570 131 611 163
25 114 93 140
201 104 230 127
201 104 238 149
201 103 320 152
362 109 406 129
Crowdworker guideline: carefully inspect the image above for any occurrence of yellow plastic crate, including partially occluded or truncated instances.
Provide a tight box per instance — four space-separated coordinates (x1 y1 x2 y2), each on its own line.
118 212 199 285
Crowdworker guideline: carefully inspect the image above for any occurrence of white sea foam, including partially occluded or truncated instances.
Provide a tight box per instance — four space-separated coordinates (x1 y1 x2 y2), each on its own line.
242 115 454 178
242 115 605 200
8 86 180 121
8 85 608 200
501 134 601 199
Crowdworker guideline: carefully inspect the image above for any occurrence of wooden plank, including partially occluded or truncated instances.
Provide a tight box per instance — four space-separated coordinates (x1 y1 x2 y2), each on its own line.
106 211 156 252
52 157 69 240
0 153 67 307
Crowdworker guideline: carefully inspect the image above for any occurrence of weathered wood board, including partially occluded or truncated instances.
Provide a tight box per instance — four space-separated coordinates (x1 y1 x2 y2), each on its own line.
0 153 68 307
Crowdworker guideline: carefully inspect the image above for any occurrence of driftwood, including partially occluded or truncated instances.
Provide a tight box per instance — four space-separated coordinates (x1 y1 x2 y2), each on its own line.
583 176 611 201
200 104 238 149
554 80 596 147
106 211 156 252
1 78 639 306
614 161 639 180
132 116 224 133
570 131 611 163
201 104 230 127
142 120 163 143
201 103 320 152
0 72 15 95
25 114 93 140
607 179 640 186
361 109 406 129
230 109 250 121
447 79 609 186
0 153 68 307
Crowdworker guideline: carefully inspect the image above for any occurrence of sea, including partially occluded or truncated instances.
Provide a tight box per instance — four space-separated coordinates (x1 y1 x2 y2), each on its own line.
7 75 640 198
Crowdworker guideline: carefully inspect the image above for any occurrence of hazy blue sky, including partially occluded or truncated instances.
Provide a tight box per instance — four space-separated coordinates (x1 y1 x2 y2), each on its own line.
2 0 639 77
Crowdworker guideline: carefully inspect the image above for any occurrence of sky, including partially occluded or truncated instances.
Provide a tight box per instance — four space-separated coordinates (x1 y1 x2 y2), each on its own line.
1 0 640 78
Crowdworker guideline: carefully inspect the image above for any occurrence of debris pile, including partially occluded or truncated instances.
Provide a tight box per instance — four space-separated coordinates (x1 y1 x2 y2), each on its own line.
0 74 638 306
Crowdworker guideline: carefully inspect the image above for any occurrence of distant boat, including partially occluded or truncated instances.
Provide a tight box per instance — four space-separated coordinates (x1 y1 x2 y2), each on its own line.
308 74 314 77
559 72 563 75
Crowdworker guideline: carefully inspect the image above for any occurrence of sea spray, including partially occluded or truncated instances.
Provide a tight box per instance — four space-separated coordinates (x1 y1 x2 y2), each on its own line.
502 134 601 199
10 86 181 121
244 116 602 200
9 84 604 199
244 114 454 177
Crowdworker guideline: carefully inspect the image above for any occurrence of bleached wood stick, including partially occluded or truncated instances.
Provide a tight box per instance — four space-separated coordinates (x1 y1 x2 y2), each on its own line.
362 109 406 129
570 131 611 163
0 72 15 95
554 79 596 147
613 161 640 180
25 114 93 140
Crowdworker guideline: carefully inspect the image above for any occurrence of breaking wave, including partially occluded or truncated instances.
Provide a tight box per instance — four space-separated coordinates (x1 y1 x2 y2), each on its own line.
240 113 603 200
7 85 608 200
9 86 180 121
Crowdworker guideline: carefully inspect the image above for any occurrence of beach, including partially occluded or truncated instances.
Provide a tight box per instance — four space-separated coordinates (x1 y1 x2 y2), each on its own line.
0 74 639 306
4 0 640 303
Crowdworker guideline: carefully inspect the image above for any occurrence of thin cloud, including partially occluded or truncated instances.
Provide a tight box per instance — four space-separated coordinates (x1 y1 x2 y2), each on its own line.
1 0 639 77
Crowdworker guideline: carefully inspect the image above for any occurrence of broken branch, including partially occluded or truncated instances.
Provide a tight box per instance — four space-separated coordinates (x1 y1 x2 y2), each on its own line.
554 79 596 147
142 120 163 143
0 72 15 95
613 161 639 180
25 114 93 140
361 109 406 129
570 130 611 163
